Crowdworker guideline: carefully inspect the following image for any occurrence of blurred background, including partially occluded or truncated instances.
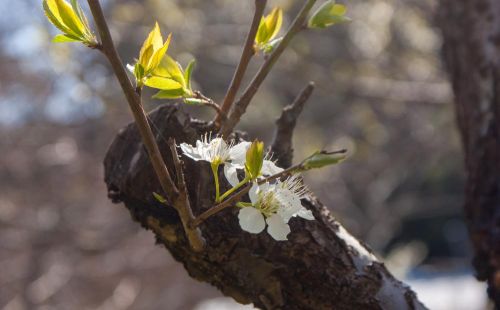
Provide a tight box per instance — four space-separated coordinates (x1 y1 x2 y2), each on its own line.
0 0 490 309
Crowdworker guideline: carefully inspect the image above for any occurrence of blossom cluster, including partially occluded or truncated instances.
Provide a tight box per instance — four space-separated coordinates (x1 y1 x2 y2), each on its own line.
180 135 314 241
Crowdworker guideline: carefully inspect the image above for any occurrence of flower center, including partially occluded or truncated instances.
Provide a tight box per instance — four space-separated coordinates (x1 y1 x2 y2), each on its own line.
256 191 280 218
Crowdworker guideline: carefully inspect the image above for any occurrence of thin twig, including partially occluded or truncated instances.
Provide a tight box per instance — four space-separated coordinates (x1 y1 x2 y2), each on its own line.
168 138 186 191
271 82 315 168
193 91 226 119
220 0 317 137
214 0 267 128
87 0 204 252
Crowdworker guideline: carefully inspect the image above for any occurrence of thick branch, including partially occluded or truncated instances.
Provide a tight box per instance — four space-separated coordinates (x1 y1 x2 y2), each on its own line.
438 0 500 306
215 0 267 127
87 0 204 251
220 0 317 137
271 82 315 168
104 105 427 309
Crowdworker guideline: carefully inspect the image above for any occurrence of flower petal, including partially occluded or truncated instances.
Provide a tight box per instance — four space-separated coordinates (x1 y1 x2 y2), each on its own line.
238 207 265 234
296 207 314 220
229 141 251 166
266 214 291 241
262 160 283 176
249 182 259 204
180 143 204 161
224 164 240 187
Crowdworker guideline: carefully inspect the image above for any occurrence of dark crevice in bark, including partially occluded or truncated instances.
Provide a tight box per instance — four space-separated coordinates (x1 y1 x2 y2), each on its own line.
103 105 426 309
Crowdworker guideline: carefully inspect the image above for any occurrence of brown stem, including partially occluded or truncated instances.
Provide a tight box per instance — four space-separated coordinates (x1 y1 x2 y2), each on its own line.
168 139 206 251
86 0 204 251
220 0 317 137
214 0 267 128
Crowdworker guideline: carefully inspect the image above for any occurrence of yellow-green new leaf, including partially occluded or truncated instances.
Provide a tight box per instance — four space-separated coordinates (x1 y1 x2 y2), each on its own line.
153 88 186 100
139 22 162 67
153 54 186 88
43 0 96 45
52 33 80 43
308 1 350 29
144 76 183 91
255 7 283 47
53 0 85 37
184 59 196 90
245 140 265 180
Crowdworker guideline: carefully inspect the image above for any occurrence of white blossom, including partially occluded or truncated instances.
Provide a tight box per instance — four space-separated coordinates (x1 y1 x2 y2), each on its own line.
179 134 233 165
223 142 283 187
238 176 314 240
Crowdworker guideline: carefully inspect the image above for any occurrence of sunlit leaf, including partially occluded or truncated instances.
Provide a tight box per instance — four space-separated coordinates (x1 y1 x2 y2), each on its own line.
153 88 186 99
308 1 350 29
255 7 283 47
144 76 183 90
53 0 85 37
148 33 171 74
153 54 186 87
43 0 74 35
264 8 283 42
184 59 196 90
52 33 80 43
139 22 162 69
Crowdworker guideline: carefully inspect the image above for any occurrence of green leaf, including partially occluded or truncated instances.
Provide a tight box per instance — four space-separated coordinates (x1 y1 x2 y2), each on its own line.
70 0 92 37
302 150 347 170
255 8 283 46
153 88 186 99
255 18 269 45
153 192 167 204
53 0 86 37
134 63 145 81
43 0 74 35
148 33 171 74
184 59 196 90
144 76 183 90
308 1 350 29
139 22 162 69
52 33 81 43
153 54 186 87
262 37 283 54
245 140 264 180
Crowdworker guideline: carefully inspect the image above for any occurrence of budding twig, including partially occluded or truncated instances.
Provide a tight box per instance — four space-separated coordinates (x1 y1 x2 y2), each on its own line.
215 0 268 128
220 0 317 137
87 0 204 252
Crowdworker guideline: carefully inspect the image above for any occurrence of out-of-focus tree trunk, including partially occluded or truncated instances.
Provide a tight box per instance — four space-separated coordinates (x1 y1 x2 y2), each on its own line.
103 105 427 309
438 1 500 307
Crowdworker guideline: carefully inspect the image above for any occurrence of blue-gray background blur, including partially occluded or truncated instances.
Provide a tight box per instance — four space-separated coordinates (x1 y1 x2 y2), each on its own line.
0 0 491 309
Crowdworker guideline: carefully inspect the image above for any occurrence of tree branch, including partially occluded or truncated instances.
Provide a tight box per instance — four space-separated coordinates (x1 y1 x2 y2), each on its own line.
271 81 315 168
87 0 204 252
220 0 317 137
214 0 267 128
104 105 427 309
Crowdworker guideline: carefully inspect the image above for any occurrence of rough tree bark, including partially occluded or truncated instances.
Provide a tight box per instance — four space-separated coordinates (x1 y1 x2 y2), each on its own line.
438 0 500 307
103 105 425 309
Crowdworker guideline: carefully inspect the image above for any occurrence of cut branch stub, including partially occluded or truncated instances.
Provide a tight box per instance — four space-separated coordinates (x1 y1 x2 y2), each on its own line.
104 105 427 309
271 81 315 168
